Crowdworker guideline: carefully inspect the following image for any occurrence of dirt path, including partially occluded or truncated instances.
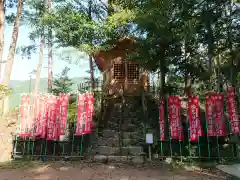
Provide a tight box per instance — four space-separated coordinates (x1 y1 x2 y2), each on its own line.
0 162 227 180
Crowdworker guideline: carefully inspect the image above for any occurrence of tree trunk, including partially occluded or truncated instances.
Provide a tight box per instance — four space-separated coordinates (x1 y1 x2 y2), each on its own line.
205 4 214 90
184 73 192 97
88 0 95 90
159 60 166 96
0 0 4 81
183 37 192 97
33 37 44 95
47 0 53 92
228 0 234 85
89 56 95 90
2 0 23 86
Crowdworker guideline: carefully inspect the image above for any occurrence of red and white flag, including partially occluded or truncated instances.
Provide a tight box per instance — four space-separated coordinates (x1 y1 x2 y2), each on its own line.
215 94 227 136
84 93 94 134
18 95 30 137
168 96 183 141
58 93 69 136
188 97 203 141
75 94 86 136
159 97 165 140
205 94 216 136
226 87 240 134
46 96 58 140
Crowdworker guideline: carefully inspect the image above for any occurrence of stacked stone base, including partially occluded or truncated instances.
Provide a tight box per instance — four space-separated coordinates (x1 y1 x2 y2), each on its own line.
88 99 146 164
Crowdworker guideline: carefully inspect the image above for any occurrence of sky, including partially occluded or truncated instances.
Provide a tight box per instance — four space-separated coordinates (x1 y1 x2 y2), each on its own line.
0 0 108 82
0 24 91 81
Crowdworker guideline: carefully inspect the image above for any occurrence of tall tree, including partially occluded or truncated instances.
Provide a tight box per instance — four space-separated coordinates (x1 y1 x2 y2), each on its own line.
0 0 4 80
88 0 95 90
41 0 240 96
2 0 23 86
47 0 53 92
20 0 47 94
33 37 44 94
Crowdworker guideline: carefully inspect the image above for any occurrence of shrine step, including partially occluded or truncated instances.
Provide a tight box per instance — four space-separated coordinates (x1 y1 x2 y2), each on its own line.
97 137 142 147
108 122 137 132
98 137 120 147
98 146 144 156
93 155 145 164
101 129 120 138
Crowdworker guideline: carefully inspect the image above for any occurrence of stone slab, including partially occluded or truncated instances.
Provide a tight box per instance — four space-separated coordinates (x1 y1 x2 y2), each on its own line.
120 146 143 156
99 146 120 155
217 164 240 178
94 155 108 162
102 130 116 138
99 146 115 155
131 156 145 164
93 155 145 164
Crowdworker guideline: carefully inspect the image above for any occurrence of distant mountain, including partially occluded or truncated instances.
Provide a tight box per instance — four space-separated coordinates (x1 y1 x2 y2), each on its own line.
8 77 86 108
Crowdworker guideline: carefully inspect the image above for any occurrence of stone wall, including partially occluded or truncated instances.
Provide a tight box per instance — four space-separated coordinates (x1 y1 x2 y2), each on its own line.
86 96 153 160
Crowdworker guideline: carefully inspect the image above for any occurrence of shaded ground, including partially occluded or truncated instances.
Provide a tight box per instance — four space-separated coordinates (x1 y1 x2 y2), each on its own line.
0 161 229 180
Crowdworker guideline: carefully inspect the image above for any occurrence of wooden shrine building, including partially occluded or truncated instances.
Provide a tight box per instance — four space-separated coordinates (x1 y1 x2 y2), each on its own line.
93 37 149 97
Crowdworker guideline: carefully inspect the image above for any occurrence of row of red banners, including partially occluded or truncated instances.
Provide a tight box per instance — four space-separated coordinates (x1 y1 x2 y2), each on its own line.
159 87 240 141
18 93 94 140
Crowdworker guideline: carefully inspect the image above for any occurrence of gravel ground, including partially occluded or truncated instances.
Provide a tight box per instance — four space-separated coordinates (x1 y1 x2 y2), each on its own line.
0 162 229 180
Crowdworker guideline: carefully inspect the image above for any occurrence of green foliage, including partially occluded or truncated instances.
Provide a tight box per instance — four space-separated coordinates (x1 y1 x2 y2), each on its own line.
39 1 135 54
68 101 77 123
0 85 12 99
50 66 74 95
35 0 236 94
12 0 239 95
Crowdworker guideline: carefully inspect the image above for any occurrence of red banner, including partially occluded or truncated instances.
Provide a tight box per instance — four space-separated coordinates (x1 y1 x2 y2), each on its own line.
206 94 216 136
188 97 203 141
27 104 35 138
215 94 227 136
31 95 39 138
18 95 30 137
34 95 48 138
41 96 48 139
46 96 58 140
227 87 240 133
159 97 165 140
168 96 183 141
84 93 94 134
75 94 86 136
58 93 69 135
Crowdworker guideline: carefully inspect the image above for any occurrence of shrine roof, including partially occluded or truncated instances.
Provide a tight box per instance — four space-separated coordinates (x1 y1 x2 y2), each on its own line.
92 37 135 72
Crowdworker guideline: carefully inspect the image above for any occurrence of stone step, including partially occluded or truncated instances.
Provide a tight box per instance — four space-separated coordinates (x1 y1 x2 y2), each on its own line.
107 124 119 131
122 138 142 146
98 146 119 155
121 123 136 132
101 130 120 138
100 130 141 139
107 122 137 132
120 146 144 156
98 146 144 156
98 137 120 147
97 137 142 147
93 155 145 164
122 132 141 139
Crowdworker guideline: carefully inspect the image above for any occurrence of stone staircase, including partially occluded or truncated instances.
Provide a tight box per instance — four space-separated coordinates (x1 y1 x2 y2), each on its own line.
92 98 146 163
